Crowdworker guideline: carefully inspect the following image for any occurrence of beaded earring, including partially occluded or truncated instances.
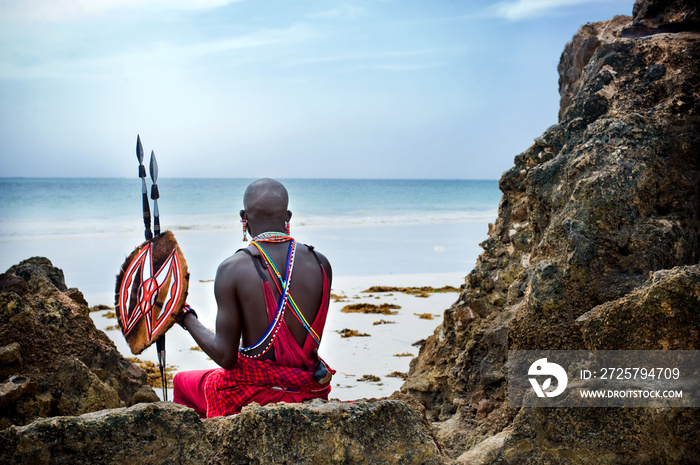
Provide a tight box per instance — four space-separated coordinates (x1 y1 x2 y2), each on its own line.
241 219 248 242
285 221 290 235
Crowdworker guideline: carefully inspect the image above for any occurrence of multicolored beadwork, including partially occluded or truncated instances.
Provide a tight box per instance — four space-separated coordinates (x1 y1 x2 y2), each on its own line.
239 238 296 357
250 235 321 346
252 231 291 243
241 219 248 242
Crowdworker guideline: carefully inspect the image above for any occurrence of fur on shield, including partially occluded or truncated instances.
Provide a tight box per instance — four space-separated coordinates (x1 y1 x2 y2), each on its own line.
115 230 190 355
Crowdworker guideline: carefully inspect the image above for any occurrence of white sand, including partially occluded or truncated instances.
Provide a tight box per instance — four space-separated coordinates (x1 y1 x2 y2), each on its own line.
88 271 463 402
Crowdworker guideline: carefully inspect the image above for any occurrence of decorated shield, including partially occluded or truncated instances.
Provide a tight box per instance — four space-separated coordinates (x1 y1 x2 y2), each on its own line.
115 230 189 355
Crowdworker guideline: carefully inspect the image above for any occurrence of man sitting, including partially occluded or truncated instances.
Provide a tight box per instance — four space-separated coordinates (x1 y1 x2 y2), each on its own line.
173 178 334 417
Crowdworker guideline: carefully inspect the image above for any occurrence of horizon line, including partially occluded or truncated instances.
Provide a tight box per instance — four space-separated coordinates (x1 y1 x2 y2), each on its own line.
0 176 501 182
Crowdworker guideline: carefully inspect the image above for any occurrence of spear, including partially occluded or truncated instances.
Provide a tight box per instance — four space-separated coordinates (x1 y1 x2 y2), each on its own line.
136 135 167 401
149 149 168 400
136 135 153 241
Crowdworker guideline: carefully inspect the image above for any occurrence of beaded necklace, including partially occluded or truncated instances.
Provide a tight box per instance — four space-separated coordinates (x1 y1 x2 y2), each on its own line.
245 231 321 348
238 234 296 357
251 240 321 345
251 231 292 243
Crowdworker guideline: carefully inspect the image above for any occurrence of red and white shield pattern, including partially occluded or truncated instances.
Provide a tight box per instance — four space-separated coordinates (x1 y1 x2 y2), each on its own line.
118 242 184 341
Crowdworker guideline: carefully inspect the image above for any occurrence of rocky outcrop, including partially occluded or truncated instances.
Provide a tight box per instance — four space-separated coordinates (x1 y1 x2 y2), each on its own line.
626 0 700 35
0 257 159 429
0 403 212 465
206 397 443 465
1 399 445 465
503 406 700 465
404 0 700 462
578 265 700 350
557 15 630 119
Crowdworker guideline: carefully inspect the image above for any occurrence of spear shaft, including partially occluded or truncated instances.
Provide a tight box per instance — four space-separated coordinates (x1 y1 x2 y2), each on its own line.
136 135 167 401
149 149 167 400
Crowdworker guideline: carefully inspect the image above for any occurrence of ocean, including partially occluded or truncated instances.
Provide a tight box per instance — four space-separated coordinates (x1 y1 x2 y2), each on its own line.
0 178 500 304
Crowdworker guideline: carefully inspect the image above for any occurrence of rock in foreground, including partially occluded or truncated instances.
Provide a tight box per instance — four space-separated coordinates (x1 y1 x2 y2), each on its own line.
1 399 445 465
0 403 212 465
0 257 158 429
206 398 443 465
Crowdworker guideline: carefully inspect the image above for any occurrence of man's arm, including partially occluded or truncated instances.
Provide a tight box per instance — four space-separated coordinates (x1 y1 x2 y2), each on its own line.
179 258 242 369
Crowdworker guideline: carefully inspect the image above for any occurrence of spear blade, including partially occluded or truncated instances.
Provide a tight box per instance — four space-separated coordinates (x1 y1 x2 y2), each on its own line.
137 135 152 241
150 150 160 237
136 135 144 166
149 150 158 183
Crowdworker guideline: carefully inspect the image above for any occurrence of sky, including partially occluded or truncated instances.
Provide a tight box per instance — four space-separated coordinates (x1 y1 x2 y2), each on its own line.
0 0 633 180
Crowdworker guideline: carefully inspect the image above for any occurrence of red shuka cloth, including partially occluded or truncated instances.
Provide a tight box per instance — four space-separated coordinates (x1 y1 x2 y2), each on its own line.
174 250 333 417
204 354 333 416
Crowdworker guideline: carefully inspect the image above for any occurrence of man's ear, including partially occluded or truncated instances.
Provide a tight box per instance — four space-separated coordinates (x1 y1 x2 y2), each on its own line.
287 210 293 222
240 209 246 220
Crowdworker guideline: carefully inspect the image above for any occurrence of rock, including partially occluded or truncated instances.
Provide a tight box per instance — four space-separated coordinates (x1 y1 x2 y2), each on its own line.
558 15 630 119
0 376 50 430
0 402 212 465
578 264 700 350
0 257 156 427
0 273 29 296
454 430 509 465
503 407 700 464
206 398 444 465
131 385 162 404
1 399 445 464
6 256 68 293
403 0 700 462
0 378 27 409
54 358 123 415
629 0 700 33
0 342 22 379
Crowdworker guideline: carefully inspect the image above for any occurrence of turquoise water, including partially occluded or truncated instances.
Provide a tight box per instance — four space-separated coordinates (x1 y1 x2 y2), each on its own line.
0 178 500 237
0 178 501 301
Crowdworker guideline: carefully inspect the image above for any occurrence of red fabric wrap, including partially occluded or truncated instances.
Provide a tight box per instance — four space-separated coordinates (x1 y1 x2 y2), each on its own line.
204 354 334 417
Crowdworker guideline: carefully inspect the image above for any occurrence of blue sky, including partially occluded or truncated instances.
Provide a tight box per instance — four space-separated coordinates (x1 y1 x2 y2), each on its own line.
0 0 632 179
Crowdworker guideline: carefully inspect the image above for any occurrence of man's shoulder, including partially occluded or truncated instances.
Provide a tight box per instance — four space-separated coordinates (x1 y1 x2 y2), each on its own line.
298 243 332 272
216 249 255 280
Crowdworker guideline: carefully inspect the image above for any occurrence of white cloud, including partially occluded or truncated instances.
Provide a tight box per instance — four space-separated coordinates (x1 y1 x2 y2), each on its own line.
171 23 314 59
0 23 314 80
492 0 610 21
0 0 244 22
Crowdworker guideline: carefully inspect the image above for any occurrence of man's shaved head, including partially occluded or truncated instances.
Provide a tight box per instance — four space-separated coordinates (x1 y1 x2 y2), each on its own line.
243 178 289 219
